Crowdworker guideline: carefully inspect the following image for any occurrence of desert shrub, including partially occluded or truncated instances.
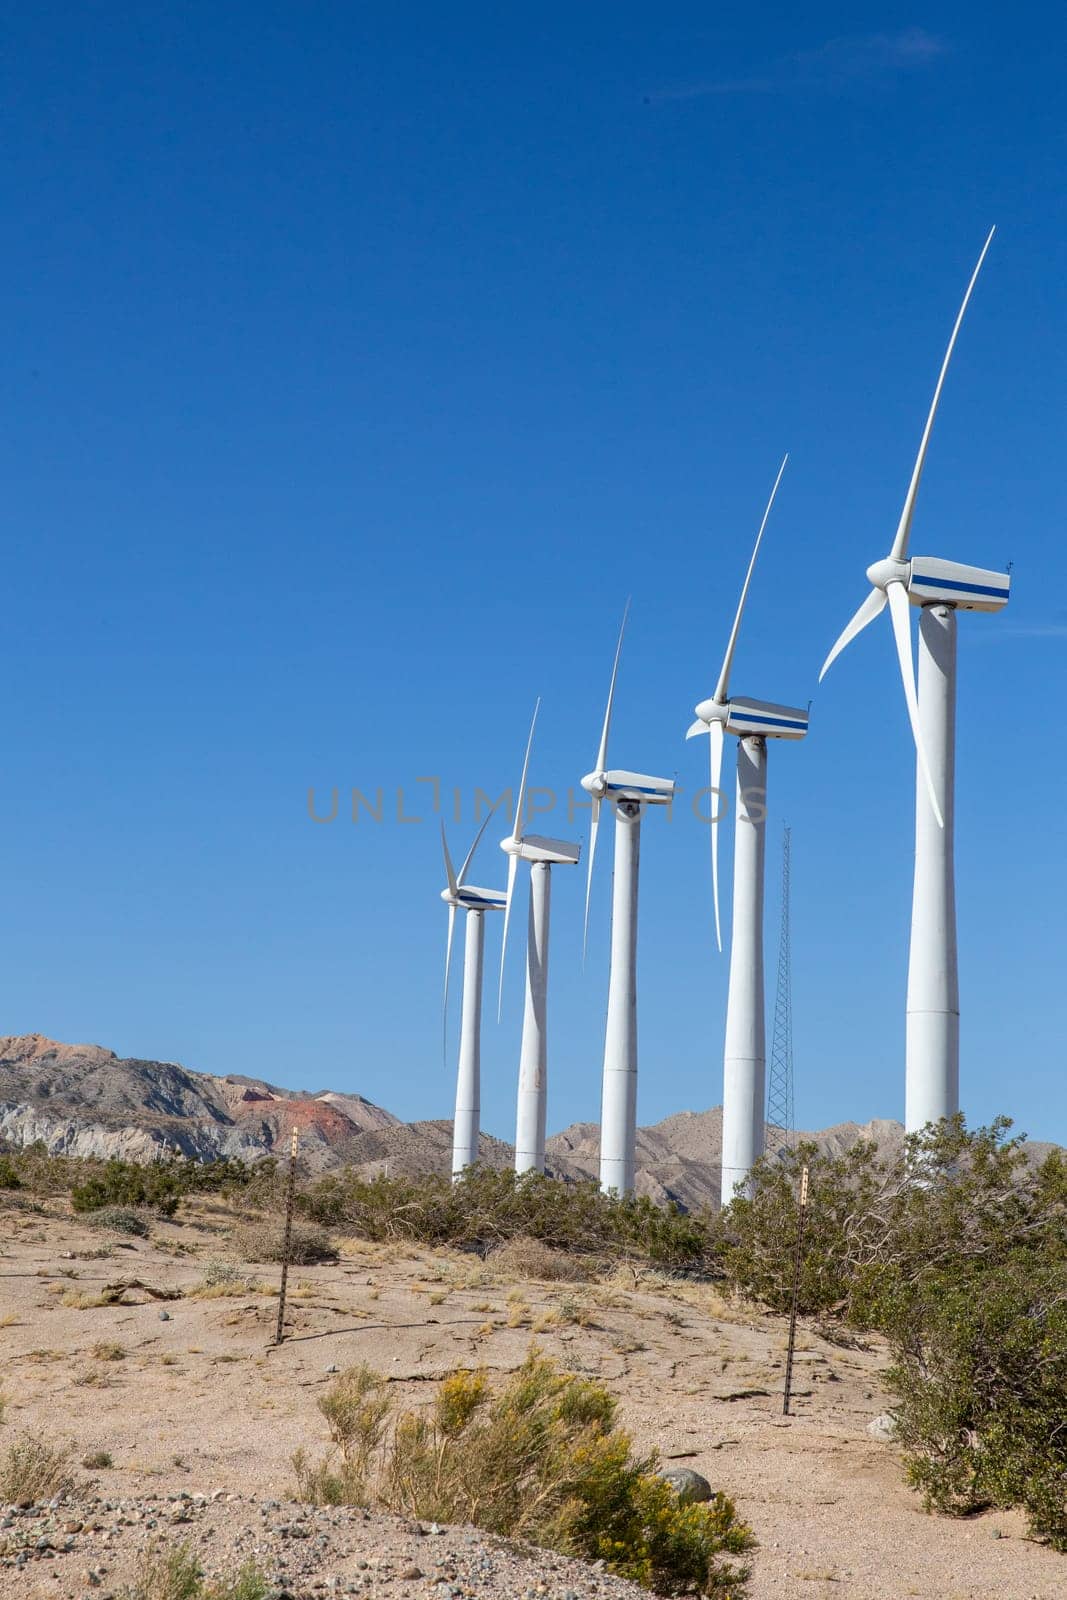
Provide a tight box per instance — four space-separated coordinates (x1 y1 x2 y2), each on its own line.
0 1433 74 1502
487 1235 594 1281
85 1205 153 1237
0 1157 21 1189
726 1117 1067 1548
71 1160 182 1217
883 1252 1067 1550
0 1144 268 1209
303 1167 715 1271
234 1217 338 1265
82 1449 114 1469
294 1352 752 1595
121 1541 269 1600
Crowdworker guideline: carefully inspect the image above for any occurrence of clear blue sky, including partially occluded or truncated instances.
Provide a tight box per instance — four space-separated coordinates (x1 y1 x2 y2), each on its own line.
3 4 1065 1145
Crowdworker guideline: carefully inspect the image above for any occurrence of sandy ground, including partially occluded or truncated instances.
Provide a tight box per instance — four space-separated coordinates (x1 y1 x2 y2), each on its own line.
0 1199 1062 1599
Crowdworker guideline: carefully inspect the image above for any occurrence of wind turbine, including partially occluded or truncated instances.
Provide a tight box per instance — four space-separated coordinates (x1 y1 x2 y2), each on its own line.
582 606 675 1196
440 816 506 1179
686 457 809 1206
497 699 580 1175
820 229 1009 1135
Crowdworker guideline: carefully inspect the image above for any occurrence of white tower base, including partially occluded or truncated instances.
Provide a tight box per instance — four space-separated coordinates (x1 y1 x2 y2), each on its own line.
720 737 768 1206
600 800 641 1195
906 604 959 1134
515 864 551 1175
452 910 485 1179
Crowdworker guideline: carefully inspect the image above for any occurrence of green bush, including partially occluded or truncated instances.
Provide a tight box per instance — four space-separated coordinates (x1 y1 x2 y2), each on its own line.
294 1352 753 1596
0 1157 21 1189
726 1118 1067 1549
302 1166 715 1270
884 1252 1067 1550
70 1159 186 1216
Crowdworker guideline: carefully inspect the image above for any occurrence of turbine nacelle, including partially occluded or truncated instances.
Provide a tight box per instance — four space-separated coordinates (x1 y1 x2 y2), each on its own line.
688 696 808 742
500 832 580 866
439 883 507 911
580 768 675 805
907 555 1010 612
863 553 1009 613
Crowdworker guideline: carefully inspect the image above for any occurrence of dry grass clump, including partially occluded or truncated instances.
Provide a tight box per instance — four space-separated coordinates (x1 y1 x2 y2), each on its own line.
293 1352 753 1596
487 1235 597 1282
122 1540 269 1600
233 1218 338 1265
0 1433 74 1502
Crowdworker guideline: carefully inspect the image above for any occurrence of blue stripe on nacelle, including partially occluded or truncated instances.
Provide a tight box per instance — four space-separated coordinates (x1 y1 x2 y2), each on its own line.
911 574 1009 599
604 781 672 795
733 712 808 731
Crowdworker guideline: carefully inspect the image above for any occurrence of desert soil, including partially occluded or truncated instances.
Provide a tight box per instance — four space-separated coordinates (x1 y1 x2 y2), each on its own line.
0 1199 1061 1600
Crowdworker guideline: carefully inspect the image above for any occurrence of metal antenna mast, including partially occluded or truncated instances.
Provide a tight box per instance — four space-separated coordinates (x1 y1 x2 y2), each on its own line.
766 824 794 1155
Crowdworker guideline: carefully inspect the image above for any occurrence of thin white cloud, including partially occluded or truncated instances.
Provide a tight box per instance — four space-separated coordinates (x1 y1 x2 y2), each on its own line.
649 28 948 103
974 623 1067 643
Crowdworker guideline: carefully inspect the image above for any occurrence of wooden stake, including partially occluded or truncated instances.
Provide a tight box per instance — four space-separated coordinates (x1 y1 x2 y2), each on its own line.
782 1164 809 1416
273 1128 299 1347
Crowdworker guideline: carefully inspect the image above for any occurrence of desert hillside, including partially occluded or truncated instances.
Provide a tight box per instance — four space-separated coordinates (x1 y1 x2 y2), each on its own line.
2 1034 1060 1213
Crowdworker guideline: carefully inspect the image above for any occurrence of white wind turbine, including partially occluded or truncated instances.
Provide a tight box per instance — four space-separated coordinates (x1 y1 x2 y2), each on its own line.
583 605 675 1196
497 699 580 1175
440 816 506 1179
686 457 809 1205
820 229 1010 1134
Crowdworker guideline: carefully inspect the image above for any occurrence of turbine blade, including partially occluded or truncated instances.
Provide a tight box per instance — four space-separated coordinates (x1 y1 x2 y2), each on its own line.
497 851 520 1022
512 697 540 844
582 796 601 966
709 720 725 954
458 810 494 886
819 587 887 681
713 454 789 704
596 600 630 774
440 821 458 897
886 581 944 828
443 904 456 1066
685 717 707 740
890 228 996 562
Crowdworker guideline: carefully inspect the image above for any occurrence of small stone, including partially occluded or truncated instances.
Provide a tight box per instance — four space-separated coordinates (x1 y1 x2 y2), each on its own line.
400 1568 423 1581
659 1467 713 1504
866 1413 896 1442
158 1310 171 1322
324 1364 340 1374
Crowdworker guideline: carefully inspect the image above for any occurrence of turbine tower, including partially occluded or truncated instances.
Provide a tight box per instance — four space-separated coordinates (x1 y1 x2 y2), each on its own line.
820 229 1010 1135
685 459 809 1206
440 816 506 1179
582 605 674 1196
498 699 580 1175
765 824 795 1158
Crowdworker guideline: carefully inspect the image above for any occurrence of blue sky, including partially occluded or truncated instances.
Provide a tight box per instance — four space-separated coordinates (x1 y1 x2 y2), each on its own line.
3 4 1065 1146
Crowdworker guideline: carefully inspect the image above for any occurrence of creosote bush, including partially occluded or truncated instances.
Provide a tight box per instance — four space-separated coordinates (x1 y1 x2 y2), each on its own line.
723 1117 1067 1550
302 1166 714 1270
294 1351 753 1596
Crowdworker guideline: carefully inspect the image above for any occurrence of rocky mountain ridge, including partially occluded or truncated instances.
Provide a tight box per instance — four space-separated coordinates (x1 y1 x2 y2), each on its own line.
2 1033 1059 1209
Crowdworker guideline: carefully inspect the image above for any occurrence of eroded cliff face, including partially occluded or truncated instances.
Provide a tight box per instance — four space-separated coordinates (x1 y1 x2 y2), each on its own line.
0 1033 398 1171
